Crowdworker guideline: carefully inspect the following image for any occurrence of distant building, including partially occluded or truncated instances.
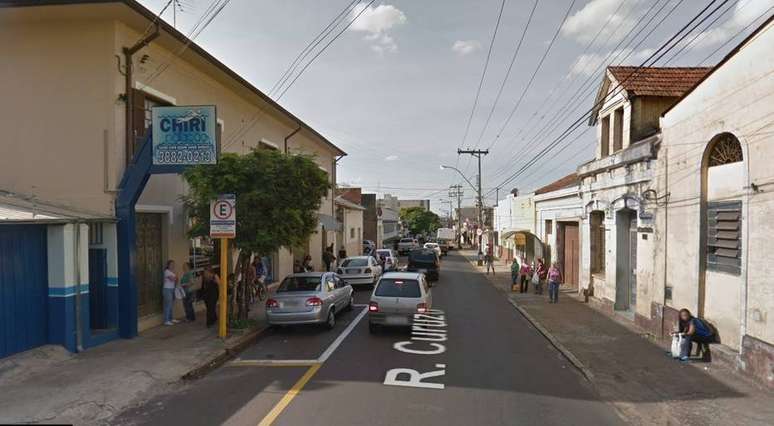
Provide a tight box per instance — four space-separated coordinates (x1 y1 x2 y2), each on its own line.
379 194 430 212
361 194 380 248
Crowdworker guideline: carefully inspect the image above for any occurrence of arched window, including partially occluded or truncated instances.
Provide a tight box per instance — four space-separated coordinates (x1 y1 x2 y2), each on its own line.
707 133 743 167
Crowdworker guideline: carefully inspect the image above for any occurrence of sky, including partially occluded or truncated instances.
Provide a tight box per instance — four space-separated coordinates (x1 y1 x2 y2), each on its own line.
139 0 773 215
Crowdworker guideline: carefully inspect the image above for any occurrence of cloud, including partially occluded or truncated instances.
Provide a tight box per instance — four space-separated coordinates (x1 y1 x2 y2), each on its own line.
689 0 774 49
452 40 482 56
562 0 640 45
349 3 407 53
384 155 399 161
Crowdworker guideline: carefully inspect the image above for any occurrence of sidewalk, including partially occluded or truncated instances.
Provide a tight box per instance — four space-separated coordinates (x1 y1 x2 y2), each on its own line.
464 251 774 426
0 296 272 425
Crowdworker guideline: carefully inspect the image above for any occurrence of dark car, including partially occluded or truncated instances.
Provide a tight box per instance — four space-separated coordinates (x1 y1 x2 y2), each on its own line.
406 248 440 282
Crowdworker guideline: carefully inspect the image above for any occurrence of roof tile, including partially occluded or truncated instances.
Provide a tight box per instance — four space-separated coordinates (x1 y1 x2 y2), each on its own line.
608 66 713 97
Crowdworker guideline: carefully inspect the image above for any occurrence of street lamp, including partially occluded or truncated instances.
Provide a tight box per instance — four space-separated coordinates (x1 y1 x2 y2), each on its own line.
439 165 477 194
440 163 485 253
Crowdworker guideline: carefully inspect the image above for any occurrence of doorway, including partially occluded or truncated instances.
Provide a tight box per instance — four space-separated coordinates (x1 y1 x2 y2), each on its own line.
135 213 163 317
560 223 579 288
615 209 637 312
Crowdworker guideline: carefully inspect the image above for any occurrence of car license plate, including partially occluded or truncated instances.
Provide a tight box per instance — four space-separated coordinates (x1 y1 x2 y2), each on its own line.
418 268 427 273
347 268 360 274
386 316 409 325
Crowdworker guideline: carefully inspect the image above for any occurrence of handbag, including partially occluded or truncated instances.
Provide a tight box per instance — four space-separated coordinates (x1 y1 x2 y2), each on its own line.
174 286 186 300
670 333 683 358
531 273 540 286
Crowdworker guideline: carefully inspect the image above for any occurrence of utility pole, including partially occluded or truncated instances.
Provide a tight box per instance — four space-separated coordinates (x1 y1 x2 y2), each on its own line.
457 148 488 251
448 184 463 245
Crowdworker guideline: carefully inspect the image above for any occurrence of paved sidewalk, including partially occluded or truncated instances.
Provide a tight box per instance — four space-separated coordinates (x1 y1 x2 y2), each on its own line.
0 297 271 425
463 251 774 426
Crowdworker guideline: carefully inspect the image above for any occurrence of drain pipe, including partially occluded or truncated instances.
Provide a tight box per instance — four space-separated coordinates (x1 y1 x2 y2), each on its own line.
123 24 160 163
284 126 301 154
74 222 84 352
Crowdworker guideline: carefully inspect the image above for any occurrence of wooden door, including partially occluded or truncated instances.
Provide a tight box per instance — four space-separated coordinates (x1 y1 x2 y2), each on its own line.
562 223 579 288
136 213 163 317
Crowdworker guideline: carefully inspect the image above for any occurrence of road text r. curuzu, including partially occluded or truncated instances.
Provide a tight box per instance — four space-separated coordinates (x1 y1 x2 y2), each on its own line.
383 309 447 390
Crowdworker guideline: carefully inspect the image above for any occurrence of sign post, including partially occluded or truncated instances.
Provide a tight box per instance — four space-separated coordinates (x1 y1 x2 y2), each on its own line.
210 194 236 338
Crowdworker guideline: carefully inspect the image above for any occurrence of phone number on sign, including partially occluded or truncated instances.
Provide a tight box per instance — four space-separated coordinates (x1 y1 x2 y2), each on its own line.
155 149 215 164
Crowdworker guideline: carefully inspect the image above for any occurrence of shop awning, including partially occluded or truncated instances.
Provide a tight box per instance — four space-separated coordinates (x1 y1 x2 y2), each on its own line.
0 191 114 224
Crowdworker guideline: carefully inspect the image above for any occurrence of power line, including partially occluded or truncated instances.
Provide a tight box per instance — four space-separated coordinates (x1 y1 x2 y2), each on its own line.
276 0 377 100
268 0 360 97
472 0 539 148
485 0 578 152
486 0 731 196
457 0 508 150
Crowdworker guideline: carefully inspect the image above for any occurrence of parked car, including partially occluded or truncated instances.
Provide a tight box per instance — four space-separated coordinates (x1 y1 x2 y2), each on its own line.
368 272 432 332
376 248 399 271
337 256 382 286
362 240 376 255
423 242 442 258
265 272 353 329
397 237 418 255
406 248 440 282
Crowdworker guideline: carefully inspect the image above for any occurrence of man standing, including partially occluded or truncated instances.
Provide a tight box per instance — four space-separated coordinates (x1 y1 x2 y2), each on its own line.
323 244 336 272
485 244 495 275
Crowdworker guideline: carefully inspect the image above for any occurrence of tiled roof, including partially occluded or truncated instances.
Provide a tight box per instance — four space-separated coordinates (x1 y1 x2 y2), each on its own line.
608 66 713 97
534 173 579 195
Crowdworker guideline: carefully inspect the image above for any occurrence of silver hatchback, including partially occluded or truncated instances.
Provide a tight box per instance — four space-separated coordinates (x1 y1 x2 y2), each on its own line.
266 272 353 329
368 272 432 332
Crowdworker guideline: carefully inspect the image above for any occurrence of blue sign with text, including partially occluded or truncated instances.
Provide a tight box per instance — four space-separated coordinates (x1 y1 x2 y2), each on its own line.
151 105 217 165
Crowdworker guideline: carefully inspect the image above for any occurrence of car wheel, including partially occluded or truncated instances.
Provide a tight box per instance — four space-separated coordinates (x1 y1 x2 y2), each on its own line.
326 309 336 329
345 294 354 311
369 322 378 334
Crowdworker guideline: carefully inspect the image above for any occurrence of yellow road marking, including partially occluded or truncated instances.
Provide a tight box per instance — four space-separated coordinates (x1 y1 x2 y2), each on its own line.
257 363 321 426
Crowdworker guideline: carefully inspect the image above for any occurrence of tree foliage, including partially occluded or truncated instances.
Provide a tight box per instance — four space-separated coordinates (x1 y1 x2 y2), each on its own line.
182 148 330 319
400 207 441 236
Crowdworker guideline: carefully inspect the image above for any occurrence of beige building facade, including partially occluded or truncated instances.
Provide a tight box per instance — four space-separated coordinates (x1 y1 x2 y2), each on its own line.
655 18 774 387
0 1 344 335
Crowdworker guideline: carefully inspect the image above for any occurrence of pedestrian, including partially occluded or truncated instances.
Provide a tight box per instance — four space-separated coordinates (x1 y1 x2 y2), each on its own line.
547 262 562 303
303 254 314 272
674 308 716 362
180 262 197 322
162 260 178 326
201 266 220 328
323 244 336 272
519 258 532 293
510 258 520 291
338 247 348 267
485 245 495 275
253 256 266 283
535 258 547 295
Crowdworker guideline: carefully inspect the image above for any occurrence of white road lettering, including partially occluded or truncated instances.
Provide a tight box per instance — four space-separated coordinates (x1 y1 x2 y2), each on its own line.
393 340 446 354
383 364 446 389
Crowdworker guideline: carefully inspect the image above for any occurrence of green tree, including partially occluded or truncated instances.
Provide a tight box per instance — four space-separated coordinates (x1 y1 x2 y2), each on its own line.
400 207 441 236
183 148 330 320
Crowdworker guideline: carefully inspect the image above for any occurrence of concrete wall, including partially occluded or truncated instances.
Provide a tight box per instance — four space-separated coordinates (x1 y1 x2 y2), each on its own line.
534 187 583 266
341 207 363 259
659 20 774 370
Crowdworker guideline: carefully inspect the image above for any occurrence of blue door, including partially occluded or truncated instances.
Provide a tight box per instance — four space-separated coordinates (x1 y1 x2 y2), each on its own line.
0 225 48 358
89 248 110 330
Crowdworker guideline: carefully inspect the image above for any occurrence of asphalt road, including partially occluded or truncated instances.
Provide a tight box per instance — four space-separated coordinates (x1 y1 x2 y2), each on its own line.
116 253 623 426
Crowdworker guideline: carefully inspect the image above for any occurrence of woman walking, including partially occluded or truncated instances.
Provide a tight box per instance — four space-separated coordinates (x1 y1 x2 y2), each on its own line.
510 258 520 292
535 258 547 295
519 258 532 293
162 260 178 326
201 266 221 328
180 262 196 322
547 262 562 303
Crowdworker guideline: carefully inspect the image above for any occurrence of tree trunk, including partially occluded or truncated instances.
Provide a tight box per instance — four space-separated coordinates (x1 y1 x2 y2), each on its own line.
238 252 252 320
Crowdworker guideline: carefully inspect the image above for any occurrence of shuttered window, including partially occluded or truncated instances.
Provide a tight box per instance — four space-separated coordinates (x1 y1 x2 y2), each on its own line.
706 201 741 275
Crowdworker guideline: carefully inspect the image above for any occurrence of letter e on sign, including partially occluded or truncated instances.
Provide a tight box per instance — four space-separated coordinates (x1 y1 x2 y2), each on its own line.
210 194 236 238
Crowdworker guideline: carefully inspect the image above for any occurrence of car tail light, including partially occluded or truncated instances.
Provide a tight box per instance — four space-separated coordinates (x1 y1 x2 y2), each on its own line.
364 268 372 273
369 302 379 312
305 297 323 307
266 298 279 309
416 303 428 313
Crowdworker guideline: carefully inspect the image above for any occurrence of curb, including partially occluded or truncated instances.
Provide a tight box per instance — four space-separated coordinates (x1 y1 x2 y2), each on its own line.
181 324 268 381
461 252 595 382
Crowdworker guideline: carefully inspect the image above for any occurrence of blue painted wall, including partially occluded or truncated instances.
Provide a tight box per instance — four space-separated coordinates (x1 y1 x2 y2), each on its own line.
0 225 49 358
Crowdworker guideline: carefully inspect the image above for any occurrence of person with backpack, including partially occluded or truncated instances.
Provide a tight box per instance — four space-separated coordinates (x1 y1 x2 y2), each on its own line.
675 308 716 362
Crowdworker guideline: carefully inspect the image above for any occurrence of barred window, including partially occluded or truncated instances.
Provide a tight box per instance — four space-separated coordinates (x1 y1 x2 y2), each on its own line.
706 201 741 275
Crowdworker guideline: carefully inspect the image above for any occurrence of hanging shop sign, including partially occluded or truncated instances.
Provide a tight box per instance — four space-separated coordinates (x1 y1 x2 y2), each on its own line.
152 105 217 165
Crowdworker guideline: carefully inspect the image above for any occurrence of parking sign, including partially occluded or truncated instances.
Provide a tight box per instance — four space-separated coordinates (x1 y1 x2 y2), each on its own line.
210 194 236 238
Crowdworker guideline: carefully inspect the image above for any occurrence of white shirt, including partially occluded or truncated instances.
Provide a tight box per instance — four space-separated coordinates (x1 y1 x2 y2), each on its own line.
163 269 176 289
